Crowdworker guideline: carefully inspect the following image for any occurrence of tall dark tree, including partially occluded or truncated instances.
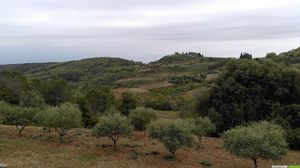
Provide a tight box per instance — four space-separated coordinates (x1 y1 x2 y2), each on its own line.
199 60 300 139
39 79 71 106
84 86 115 114
71 89 99 128
0 71 28 104
120 92 137 116
240 52 252 59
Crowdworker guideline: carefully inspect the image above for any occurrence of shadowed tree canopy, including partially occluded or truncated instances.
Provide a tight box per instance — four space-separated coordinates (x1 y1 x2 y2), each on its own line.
84 86 115 114
39 79 71 106
19 90 45 108
0 71 29 104
120 92 137 116
198 60 300 133
240 52 252 59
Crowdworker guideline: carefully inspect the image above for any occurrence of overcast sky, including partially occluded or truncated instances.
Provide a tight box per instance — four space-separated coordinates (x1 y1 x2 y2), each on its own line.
0 0 300 64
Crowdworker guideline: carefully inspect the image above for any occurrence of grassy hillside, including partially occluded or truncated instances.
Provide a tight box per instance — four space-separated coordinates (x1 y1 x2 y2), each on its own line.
0 62 56 73
1 48 299 103
0 53 229 98
266 47 300 69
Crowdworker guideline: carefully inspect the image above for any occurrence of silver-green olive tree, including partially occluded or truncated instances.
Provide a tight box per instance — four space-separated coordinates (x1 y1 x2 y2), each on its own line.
35 102 82 142
147 119 194 159
222 121 288 168
192 117 215 147
1 101 36 137
91 113 133 150
129 107 158 131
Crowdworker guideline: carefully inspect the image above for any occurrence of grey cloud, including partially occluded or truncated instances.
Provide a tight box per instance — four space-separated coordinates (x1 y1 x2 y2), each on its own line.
0 0 300 64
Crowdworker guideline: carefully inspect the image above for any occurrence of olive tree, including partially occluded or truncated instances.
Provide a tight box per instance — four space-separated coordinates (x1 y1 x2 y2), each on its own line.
36 102 82 142
147 119 194 159
3 105 36 137
129 107 158 131
192 117 215 147
91 113 133 150
222 121 288 168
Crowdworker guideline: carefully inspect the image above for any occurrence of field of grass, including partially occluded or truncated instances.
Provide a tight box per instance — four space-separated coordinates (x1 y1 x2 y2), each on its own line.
0 125 299 168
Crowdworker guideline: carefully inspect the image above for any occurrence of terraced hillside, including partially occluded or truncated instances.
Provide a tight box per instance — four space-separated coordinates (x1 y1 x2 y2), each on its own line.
0 53 229 91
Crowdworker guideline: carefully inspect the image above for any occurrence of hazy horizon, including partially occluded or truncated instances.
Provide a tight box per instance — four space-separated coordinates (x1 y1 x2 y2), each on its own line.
1 0 300 64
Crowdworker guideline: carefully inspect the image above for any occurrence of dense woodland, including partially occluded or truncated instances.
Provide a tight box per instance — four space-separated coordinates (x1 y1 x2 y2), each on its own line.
0 48 300 167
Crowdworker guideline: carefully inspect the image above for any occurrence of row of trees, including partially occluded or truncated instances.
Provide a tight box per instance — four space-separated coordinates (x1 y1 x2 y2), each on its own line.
0 101 215 158
0 101 81 141
92 111 287 168
92 111 215 158
0 99 289 167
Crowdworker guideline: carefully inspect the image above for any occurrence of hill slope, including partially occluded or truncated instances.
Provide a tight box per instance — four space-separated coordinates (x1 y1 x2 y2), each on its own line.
0 54 228 89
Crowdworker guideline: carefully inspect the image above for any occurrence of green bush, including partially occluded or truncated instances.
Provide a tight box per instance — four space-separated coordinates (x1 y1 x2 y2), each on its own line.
35 102 82 142
192 117 215 146
129 107 158 131
222 121 288 168
199 160 212 167
147 119 194 159
145 93 172 111
91 113 133 150
130 150 139 159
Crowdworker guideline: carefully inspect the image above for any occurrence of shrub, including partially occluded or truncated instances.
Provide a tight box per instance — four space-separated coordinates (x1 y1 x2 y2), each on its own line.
147 119 194 159
150 151 160 155
36 102 82 142
199 160 212 167
129 107 158 131
222 121 288 168
192 117 215 146
91 113 133 150
145 93 172 111
130 150 139 159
